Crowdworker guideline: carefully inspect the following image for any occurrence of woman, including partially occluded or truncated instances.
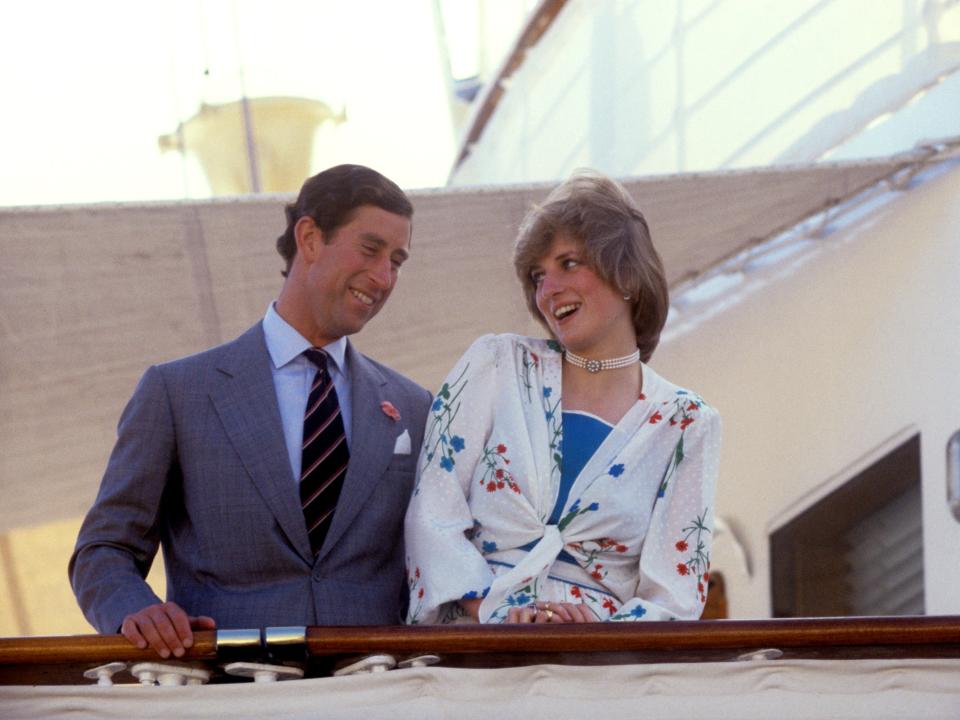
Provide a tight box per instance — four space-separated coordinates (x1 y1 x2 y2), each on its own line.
405 170 721 624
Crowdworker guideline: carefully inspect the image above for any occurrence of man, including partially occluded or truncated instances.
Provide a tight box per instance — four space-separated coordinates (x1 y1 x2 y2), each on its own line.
70 164 432 658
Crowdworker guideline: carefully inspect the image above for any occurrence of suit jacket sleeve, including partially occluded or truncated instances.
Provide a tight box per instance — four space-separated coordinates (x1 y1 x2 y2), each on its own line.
69 365 175 633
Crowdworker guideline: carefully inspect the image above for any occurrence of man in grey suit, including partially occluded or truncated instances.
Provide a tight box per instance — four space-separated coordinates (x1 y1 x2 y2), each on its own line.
70 164 432 658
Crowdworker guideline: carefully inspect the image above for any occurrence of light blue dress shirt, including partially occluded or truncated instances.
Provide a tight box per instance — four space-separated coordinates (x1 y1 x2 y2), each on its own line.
262 303 352 483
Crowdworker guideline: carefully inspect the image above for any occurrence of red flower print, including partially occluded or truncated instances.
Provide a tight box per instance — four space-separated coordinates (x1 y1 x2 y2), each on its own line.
676 563 689 576
486 481 496 492
591 569 604 581
380 401 401 421
602 598 617 615
570 586 582 598
697 582 704 593
418 587 424 598
680 417 695 429
687 401 698 411
415 567 421 578
639 392 646 400
511 484 521 493
495 469 504 479
703 572 710 582
616 544 627 553
496 481 504 489
496 444 507 453
669 418 677 426
675 540 688 552
531 353 539 365
649 411 663 424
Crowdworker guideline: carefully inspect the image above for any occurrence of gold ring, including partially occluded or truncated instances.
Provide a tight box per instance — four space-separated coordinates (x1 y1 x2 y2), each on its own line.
545 609 554 621
544 602 551 610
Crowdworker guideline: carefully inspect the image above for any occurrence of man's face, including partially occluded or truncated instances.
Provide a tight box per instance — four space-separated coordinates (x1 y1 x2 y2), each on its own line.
299 204 411 345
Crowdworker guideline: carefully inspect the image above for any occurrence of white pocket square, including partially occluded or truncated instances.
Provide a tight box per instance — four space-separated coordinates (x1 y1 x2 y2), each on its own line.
393 429 411 455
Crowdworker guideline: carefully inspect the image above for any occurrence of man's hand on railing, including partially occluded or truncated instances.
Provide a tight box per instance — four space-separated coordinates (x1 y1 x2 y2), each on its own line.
120 602 216 659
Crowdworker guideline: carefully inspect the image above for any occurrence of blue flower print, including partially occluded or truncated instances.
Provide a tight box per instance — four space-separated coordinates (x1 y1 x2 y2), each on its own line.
508 592 531 607
587 502 599 511
543 387 552 398
545 410 554 421
439 456 454 472
612 604 649 620
482 540 498 553
608 463 625 478
463 586 490 600
432 398 444 411
451 435 466 452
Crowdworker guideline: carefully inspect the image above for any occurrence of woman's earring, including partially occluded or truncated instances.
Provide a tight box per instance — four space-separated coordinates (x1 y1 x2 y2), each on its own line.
623 295 631 301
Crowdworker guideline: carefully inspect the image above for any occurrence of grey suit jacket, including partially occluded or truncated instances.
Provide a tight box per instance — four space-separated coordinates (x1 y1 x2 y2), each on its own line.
70 322 431 633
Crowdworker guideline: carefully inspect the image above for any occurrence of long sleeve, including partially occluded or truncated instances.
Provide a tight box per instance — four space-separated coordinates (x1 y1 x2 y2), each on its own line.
609 399 721 621
404 336 501 624
69 365 173 633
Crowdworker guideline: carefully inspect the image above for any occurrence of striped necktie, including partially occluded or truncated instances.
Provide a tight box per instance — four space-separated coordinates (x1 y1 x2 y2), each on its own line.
300 348 350 555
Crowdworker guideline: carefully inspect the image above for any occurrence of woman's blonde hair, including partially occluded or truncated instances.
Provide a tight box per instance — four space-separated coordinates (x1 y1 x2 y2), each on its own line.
513 170 669 362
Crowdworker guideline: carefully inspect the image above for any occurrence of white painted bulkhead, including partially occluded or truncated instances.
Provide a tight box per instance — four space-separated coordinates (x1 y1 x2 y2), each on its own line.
653 161 960 617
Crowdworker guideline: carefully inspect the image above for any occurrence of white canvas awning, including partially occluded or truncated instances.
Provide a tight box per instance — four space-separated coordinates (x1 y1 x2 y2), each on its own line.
0 155 928 531
1 659 959 719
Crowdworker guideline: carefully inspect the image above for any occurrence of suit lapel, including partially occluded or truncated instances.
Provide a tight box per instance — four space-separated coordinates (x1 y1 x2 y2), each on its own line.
209 323 313 563
318 342 396 561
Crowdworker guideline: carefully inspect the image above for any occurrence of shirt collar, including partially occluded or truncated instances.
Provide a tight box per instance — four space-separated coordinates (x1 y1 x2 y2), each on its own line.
262 303 348 374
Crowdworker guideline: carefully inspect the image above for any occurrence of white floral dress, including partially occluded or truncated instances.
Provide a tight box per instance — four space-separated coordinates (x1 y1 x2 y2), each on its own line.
405 334 721 624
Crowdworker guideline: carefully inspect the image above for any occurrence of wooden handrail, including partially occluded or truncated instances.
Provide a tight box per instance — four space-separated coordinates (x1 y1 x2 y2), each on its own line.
2 616 959 685
301 615 960 654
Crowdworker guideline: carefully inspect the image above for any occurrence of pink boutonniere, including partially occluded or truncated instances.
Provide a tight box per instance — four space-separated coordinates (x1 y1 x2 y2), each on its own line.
380 401 401 422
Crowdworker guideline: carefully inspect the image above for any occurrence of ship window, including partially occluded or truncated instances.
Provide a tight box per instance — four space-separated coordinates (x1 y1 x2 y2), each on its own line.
947 430 960 522
770 434 924 617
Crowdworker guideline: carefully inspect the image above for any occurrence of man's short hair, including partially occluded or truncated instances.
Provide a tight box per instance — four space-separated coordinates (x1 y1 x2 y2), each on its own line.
277 164 413 276
513 169 669 362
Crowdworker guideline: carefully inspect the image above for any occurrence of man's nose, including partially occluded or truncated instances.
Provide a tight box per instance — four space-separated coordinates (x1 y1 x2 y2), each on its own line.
369 256 394 288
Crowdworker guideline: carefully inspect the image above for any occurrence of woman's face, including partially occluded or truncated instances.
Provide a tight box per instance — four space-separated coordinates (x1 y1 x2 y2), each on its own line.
531 230 636 356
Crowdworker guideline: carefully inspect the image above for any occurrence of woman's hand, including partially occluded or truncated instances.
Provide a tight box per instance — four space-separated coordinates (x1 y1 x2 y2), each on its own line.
504 600 598 623
458 598 483 620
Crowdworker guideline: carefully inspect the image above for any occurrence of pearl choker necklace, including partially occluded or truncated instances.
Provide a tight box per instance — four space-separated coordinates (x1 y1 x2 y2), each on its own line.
564 348 640 373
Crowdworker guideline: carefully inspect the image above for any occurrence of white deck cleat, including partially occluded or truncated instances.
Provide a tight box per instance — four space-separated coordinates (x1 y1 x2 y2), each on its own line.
736 648 784 661
130 662 211 686
397 654 441 669
333 654 397 676
223 661 305 683
83 662 127 686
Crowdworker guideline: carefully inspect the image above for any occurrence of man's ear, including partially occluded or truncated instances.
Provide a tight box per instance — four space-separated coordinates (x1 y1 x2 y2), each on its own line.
294 216 324 263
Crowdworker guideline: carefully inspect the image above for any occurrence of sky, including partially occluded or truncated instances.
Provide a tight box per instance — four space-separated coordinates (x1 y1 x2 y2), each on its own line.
0 0 517 207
